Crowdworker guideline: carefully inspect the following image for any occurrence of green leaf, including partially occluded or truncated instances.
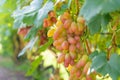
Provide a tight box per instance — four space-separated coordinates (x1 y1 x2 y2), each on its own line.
86 14 111 35
12 0 43 28
26 56 43 76
91 53 120 80
18 37 38 57
80 0 120 34
91 52 107 70
24 27 39 40
34 1 53 27
38 38 53 52
89 50 99 59
23 12 37 26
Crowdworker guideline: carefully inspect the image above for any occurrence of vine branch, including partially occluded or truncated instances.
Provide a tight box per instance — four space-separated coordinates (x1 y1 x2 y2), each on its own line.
85 39 91 55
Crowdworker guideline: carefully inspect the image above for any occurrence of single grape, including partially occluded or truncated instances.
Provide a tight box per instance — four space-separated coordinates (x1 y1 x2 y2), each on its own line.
64 19 72 29
69 44 76 52
57 53 65 63
68 37 77 44
61 40 69 50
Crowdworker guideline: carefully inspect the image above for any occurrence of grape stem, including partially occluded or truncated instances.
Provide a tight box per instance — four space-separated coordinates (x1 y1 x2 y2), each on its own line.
107 18 118 60
85 39 91 55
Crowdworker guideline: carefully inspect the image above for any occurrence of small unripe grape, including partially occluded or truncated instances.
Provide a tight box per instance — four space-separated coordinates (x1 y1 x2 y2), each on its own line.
65 54 71 64
69 44 76 52
57 53 65 63
83 62 91 75
64 19 72 29
68 37 76 44
76 71 81 78
61 41 69 50
77 16 85 24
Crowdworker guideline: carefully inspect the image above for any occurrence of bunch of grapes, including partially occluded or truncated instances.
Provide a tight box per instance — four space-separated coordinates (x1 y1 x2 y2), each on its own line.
43 10 57 28
52 11 96 80
68 55 96 80
53 11 85 67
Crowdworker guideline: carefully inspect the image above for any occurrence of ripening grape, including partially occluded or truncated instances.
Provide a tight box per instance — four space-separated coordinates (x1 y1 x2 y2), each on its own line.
70 66 77 74
70 22 78 33
70 52 76 59
53 31 60 40
83 62 91 75
65 54 71 64
86 75 92 80
18 27 31 37
76 70 81 78
77 16 85 24
76 42 81 49
57 53 65 63
76 55 88 68
61 40 69 50
68 37 77 44
74 36 80 41
48 10 56 18
70 59 75 65
50 17 57 23
69 44 76 52
64 19 72 29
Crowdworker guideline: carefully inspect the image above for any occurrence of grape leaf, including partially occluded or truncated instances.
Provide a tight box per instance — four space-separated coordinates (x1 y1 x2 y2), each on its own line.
18 37 38 57
24 27 39 40
26 56 43 76
90 52 120 80
80 0 120 34
34 1 53 27
38 38 53 52
12 0 43 28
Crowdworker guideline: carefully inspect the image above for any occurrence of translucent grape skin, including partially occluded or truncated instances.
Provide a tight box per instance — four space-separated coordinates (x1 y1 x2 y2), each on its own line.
68 37 77 44
57 53 65 63
64 19 72 29
83 62 91 75
70 22 78 33
61 41 69 50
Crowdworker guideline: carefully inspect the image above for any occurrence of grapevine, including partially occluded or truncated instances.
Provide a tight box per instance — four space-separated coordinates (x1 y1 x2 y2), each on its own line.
13 0 120 80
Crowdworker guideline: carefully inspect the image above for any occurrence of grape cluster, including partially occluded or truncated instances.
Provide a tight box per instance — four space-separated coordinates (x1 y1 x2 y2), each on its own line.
52 12 96 80
43 10 57 28
53 12 85 67
68 55 96 80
